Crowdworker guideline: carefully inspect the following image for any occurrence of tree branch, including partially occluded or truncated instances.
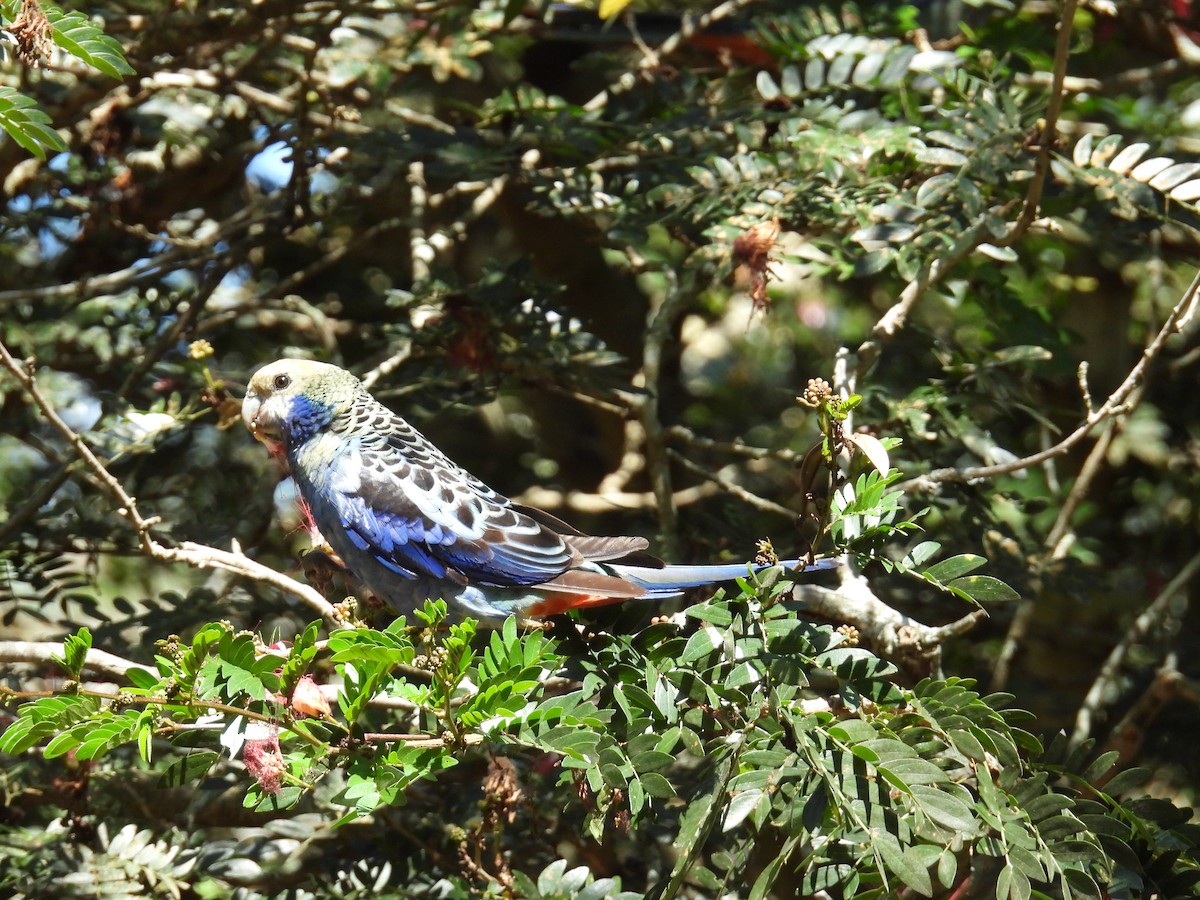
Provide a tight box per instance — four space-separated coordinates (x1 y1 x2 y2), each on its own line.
666 449 795 519
852 214 1005 383
905 267 1200 490
513 482 721 515
0 203 267 310
0 641 147 680
999 0 1079 246
792 567 987 678
581 0 763 112
1071 550 1200 747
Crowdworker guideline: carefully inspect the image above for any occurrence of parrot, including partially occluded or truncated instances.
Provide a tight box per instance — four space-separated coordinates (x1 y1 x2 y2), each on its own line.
242 358 838 623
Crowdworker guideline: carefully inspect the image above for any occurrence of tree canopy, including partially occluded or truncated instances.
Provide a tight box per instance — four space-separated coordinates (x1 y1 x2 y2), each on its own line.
2 0 1200 897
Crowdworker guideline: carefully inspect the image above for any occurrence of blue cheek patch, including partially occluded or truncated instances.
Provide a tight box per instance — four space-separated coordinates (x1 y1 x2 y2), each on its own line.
283 395 334 444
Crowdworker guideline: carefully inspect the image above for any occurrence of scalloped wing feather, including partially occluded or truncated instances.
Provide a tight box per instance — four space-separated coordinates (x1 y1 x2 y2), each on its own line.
318 399 588 587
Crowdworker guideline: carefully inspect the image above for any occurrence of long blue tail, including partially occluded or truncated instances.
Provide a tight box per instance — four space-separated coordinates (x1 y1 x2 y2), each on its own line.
607 556 840 595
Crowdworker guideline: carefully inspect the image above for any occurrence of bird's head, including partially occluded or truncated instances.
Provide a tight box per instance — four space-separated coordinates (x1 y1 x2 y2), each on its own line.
242 358 359 449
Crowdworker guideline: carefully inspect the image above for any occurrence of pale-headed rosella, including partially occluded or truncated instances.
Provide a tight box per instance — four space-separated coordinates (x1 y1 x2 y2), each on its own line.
242 359 836 622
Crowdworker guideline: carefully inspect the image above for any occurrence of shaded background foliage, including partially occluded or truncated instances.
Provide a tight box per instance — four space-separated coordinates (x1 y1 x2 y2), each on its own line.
1 0 1200 896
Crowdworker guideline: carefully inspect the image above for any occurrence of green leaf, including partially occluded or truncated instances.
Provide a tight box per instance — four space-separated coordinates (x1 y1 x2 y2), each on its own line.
922 554 987 583
639 772 674 799
158 750 221 787
55 627 92 678
904 541 942 568
828 718 878 744
655 752 736 899
44 727 83 758
911 785 978 833
882 756 951 786
850 743 880 764
937 848 958 888
1025 793 1073 822
197 632 277 702
279 620 323 688
1063 868 1103 900
686 599 734 626
124 667 159 690
681 625 725 663
45 5 136 77
1101 766 1151 796
948 575 1020 603
0 87 66 159
723 788 764 832
846 431 890 474
949 728 987 762
630 749 674 773
874 831 933 897
1081 749 1120 783
996 863 1031 900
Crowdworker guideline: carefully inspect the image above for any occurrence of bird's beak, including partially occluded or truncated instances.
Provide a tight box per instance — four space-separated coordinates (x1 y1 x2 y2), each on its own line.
242 393 265 440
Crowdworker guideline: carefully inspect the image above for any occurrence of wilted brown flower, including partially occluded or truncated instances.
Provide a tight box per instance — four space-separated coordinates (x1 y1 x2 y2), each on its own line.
481 755 523 828
10 0 53 68
732 219 781 313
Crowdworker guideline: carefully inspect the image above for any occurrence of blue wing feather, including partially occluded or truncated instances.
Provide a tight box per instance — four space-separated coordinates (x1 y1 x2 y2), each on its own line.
309 428 578 587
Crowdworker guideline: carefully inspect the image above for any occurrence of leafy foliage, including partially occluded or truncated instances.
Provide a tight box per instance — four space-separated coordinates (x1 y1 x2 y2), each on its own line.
43 4 134 79
0 85 65 159
2 0 1200 897
0 1 129 156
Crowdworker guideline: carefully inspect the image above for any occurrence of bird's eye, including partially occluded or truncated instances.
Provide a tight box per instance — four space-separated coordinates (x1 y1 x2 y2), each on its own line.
272 373 291 390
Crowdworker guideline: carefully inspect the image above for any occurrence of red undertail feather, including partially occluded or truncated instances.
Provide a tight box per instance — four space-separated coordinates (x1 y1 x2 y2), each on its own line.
522 592 634 617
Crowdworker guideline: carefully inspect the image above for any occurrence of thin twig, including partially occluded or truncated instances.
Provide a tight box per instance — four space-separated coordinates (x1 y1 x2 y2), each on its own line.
118 263 230 398
542 382 634 418
1045 421 1116 557
989 599 1036 692
265 214 409 300
666 449 795 519
361 343 413 391
582 0 762 111
409 160 431 287
1102 653 1200 770
906 268 1200 490
0 203 267 310
513 481 721 515
639 268 687 555
234 80 371 135
1071 551 1200 747
1014 57 1184 95
0 639 450 714
853 215 1004 382
597 416 648 494
999 0 1079 246
5 685 329 751
666 424 801 464
0 464 73 545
